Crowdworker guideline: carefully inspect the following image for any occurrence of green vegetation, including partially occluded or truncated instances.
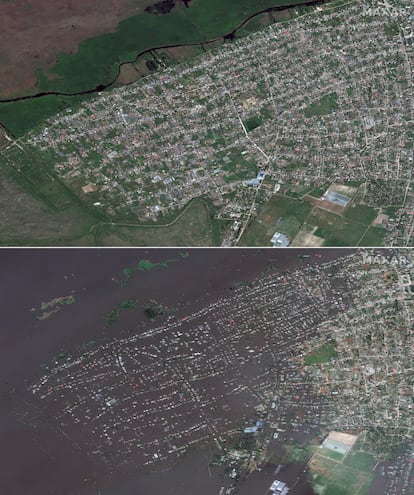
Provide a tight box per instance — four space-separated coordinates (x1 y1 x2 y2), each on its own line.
359 226 387 246
0 157 219 248
307 207 367 246
0 94 88 137
304 92 338 118
343 451 375 472
283 439 376 495
239 194 312 246
0 0 313 137
143 299 175 319
284 444 312 463
309 453 374 495
105 298 137 327
308 445 345 461
53 351 70 361
344 204 378 225
244 116 262 132
308 183 330 198
122 258 179 281
285 182 315 198
95 198 218 247
304 342 337 365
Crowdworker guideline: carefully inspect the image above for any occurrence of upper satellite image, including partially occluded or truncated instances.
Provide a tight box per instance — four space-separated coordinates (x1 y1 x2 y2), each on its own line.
0 0 413 246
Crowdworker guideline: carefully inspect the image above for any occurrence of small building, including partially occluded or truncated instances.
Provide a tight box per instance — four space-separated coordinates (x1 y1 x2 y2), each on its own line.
244 426 259 434
245 178 261 187
245 171 265 187
269 479 289 494
271 232 290 247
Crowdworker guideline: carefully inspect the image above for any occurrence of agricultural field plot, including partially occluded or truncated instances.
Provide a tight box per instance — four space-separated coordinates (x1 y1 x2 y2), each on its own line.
308 452 374 495
343 204 379 225
239 194 312 246
0 177 96 246
302 207 372 246
359 226 388 246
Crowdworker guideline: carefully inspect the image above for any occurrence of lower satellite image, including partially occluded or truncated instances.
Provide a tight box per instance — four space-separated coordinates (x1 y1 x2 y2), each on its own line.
1 248 413 495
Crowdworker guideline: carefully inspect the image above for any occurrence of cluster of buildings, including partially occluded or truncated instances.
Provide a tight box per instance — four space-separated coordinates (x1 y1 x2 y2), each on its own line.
2 0 411 245
300 249 414 455
30 252 357 471
27 249 414 493
269 479 289 495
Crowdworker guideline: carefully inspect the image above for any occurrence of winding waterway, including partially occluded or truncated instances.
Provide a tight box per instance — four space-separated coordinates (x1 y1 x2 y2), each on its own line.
0 0 330 105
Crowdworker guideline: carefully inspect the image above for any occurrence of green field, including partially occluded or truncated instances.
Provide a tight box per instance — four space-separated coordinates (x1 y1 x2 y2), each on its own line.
284 444 313 463
0 148 221 246
309 453 374 495
239 194 312 246
304 92 338 118
307 182 330 198
244 116 263 131
304 342 338 365
307 207 367 246
0 94 89 139
343 204 378 225
0 0 314 137
344 451 375 472
359 226 387 246
94 198 218 246
283 440 376 495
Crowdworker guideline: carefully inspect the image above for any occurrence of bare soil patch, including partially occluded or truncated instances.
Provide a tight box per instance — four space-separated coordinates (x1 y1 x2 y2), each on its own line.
303 195 345 215
291 230 325 247
117 63 140 84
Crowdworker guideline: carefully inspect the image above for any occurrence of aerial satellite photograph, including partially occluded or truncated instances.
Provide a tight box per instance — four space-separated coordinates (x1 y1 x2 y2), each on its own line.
0 249 413 495
0 1 413 495
0 0 412 246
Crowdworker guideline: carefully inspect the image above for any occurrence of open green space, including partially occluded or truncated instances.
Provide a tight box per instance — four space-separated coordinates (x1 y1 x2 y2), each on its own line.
94 198 218 246
239 194 312 246
304 342 337 365
0 146 221 245
244 116 263 132
0 94 88 137
309 453 374 495
343 204 378 225
343 451 375 472
359 226 387 246
284 444 312 463
307 182 330 198
0 0 313 137
307 207 367 246
304 92 338 118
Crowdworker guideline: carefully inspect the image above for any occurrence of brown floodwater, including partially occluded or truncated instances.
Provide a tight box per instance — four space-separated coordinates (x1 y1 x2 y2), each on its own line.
0 248 353 495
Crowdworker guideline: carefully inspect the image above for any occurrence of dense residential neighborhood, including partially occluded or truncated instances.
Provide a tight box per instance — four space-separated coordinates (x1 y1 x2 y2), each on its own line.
1 0 413 246
29 249 414 494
